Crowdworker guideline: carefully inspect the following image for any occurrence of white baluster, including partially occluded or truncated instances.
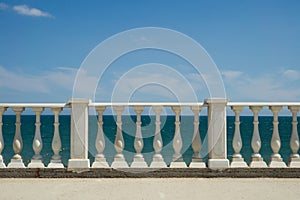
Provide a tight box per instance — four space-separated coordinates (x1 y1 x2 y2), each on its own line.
189 105 206 168
288 106 300 167
0 107 7 168
150 106 167 168
131 106 148 168
92 106 109 168
249 106 267 168
48 107 64 168
28 107 45 168
8 107 25 168
269 106 286 167
170 106 187 168
111 106 128 168
230 106 248 168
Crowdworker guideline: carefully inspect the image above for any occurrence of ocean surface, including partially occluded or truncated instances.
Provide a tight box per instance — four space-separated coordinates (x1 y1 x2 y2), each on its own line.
1 115 299 166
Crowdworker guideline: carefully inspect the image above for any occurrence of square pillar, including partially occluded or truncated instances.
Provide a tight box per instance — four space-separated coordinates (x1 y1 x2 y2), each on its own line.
205 98 229 169
68 98 91 169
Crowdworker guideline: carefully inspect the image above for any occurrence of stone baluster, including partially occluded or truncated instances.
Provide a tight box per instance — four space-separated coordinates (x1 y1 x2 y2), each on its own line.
288 106 300 167
230 106 248 167
189 105 206 168
170 106 187 168
131 106 148 168
150 106 167 168
8 107 25 168
249 106 267 167
92 106 109 168
28 107 45 168
111 106 128 168
48 107 64 168
0 107 7 168
269 106 286 167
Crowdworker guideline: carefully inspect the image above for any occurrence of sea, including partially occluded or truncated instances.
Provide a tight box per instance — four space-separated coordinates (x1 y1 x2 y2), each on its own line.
1 115 299 166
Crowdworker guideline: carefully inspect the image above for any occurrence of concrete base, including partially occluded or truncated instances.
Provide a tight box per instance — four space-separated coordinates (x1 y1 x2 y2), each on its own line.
170 161 187 168
250 161 268 168
189 162 206 168
130 157 148 168
150 154 167 168
0 160 6 168
92 157 109 168
289 157 300 168
269 157 287 168
208 159 229 169
231 157 248 168
7 159 25 168
28 160 45 168
111 157 129 168
68 159 90 169
47 160 64 168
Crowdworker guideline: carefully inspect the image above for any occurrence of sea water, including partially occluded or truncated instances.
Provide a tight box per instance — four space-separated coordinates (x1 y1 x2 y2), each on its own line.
1 115 299 166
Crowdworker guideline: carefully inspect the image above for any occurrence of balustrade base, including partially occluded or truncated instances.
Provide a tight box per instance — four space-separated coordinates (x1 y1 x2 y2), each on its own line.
48 160 64 168
68 159 90 169
170 161 187 168
289 157 300 168
130 157 148 168
231 157 248 168
189 162 206 168
28 160 45 168
150 160 167 168
92 158 109 168
0 159 6 168
111 157 129 168
7 159 25 168
249 161 268 168
208 159 229 169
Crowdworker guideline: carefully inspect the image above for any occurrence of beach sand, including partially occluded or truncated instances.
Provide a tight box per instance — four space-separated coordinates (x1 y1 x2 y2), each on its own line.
0 178 299 200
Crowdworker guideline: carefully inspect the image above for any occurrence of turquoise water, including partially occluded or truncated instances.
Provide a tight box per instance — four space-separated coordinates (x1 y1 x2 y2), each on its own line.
1 115 299 166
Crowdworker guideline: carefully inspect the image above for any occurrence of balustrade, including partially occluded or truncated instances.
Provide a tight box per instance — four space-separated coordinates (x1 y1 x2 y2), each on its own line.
0 101 299 169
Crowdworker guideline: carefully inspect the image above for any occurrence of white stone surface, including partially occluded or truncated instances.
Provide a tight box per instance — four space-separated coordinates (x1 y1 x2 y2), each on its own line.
170 161 187 168
68 99 90 169
189 162 206 168
28 160 45 168
2 178 300 200
68 159 90 169
7 159 25 168
249 161 268 168
208 159 230 169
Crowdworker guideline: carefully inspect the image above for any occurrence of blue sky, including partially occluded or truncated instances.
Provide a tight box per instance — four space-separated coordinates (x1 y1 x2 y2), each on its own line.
0 0 300 105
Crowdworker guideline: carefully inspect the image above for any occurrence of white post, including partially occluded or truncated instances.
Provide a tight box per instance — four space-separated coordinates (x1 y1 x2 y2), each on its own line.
150 106 167 168
28 107 45 168
269 106 286 167
170 106 187 168
92 106 109 168
0 107 7 168
205 98 229 169
68 99 90 169
249 106 267 168
8 107 25 168
288 106 300 167
111 106 128 168
48 107 64 168
189 105 206 168
230 106 248 168
131 106 148 168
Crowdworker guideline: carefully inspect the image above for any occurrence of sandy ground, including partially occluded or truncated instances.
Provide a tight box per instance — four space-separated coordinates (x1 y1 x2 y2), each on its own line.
0 178 299 200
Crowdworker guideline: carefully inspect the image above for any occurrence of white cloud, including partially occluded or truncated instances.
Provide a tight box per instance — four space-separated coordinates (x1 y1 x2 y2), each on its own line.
221 70 243 81
282 69 300 81
0 2 8 10
13 5 52 17
223 69 300 101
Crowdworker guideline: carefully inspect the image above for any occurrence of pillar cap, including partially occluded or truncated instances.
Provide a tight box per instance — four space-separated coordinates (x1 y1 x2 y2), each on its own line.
205 98 228 104
68 98 91 104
